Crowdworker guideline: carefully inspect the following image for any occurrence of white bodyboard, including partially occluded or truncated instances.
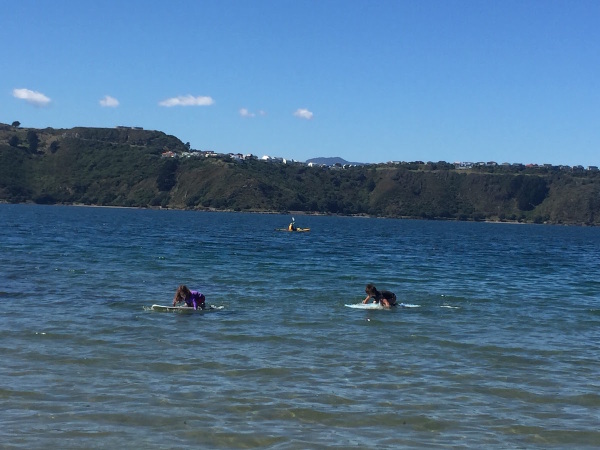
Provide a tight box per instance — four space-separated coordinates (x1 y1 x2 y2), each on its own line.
150 304 224 312
345 303 384 310
344 303 421 309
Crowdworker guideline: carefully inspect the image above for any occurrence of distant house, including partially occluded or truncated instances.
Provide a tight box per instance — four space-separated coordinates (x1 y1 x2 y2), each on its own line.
282 158 302 164
456 162 474 169
116 125 143 130
180 151 202 158
260 156 282 163
229 153 244 161
161 151 176 158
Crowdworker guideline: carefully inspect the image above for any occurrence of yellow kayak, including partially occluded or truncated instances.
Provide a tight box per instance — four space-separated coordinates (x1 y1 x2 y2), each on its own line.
275 227 311 232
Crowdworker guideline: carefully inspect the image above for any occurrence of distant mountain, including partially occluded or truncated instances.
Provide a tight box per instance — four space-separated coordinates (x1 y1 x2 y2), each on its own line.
305 156 364 166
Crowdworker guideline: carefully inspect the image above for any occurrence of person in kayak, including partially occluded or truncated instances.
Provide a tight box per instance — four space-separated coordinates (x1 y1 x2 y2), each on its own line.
173 285 206 310
288 219 297 231
363 283 397 307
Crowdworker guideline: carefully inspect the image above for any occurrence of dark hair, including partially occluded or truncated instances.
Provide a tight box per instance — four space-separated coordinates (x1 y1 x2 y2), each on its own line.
365 283 379 296
174 285 191 302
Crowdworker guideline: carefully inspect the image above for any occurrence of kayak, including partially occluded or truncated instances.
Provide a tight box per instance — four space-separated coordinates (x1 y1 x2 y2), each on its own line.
275 227 310 232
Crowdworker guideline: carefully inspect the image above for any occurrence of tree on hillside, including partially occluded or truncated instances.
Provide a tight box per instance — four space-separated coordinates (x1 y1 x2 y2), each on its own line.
511 175 549 211
27 130 40 153
11 121 21 128
8 135 19 147
156 158 179 191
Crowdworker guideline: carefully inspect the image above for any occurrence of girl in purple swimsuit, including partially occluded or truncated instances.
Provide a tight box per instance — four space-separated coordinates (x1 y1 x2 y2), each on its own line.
173 285 206 310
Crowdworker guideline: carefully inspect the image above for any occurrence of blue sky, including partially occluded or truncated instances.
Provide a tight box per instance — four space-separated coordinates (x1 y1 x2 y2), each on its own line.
2 0 599 166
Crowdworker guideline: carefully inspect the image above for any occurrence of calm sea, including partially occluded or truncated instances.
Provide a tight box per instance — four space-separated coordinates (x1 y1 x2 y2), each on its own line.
1 204 599 449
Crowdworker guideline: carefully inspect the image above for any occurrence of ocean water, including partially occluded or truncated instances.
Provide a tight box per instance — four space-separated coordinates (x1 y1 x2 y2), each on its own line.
1 204 599 449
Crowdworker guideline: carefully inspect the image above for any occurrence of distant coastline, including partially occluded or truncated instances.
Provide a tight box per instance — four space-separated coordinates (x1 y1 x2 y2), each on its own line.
1 124 599 226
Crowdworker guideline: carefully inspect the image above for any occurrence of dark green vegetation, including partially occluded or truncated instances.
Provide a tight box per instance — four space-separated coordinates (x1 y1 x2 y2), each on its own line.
1 123 599 225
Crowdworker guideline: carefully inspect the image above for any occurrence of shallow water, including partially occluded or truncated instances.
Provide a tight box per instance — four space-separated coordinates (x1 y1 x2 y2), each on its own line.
1 204 599 449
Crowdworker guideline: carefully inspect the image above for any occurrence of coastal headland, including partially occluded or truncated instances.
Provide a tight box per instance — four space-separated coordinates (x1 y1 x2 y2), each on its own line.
1 123 599 225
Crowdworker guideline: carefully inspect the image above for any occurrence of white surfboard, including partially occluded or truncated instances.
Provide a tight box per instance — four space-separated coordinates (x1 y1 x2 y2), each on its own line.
345 303 384 310
345 303 421 310
150 304 224 312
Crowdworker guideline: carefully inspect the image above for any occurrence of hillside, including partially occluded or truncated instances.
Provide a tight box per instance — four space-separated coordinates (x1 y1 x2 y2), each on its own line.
1 123 599 225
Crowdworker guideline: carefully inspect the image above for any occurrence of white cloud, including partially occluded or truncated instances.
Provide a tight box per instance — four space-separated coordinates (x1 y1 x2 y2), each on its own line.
239 108 255 118
159 95 215 107
240 108 267 118
12 88 51 107
99 95 119 107
293 108 313 120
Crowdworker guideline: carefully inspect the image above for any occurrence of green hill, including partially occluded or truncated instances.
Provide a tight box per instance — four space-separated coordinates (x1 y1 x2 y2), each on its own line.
1 123 599 225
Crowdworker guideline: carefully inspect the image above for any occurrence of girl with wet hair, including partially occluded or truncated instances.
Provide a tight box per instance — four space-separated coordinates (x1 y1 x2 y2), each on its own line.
173 285 206 310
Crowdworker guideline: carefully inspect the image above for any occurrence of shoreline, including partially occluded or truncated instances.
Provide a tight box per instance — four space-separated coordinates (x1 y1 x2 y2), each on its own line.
0 200 592 227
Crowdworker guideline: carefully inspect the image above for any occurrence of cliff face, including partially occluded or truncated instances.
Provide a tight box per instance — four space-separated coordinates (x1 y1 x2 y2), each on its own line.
1 124 599 225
